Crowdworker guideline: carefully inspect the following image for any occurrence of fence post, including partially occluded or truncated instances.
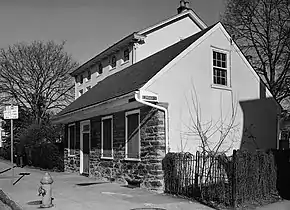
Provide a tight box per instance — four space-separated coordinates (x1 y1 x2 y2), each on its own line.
232 150 237 209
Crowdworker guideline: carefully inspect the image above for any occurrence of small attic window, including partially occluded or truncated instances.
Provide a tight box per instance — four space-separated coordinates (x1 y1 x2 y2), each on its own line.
111 55 117 69
98 63 103 74
87 70 91 81
80 74 83 84
124 49 129 62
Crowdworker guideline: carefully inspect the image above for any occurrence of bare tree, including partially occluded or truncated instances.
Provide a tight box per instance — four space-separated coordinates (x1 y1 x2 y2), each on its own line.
183 83 240 155
0 40 78 124
182 83 240 187
222 0 290 105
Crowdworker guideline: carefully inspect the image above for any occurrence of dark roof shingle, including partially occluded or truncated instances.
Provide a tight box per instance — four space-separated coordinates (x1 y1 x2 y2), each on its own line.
57 24 215 116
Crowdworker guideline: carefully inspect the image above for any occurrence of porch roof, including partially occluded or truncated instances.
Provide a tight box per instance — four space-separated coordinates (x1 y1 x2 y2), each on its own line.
56 24 215 118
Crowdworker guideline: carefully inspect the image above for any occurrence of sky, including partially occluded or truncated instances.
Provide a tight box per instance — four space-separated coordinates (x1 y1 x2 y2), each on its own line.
0 0 226 64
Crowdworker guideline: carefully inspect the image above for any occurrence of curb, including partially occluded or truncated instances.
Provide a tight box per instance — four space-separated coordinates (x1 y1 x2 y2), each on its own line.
0 189 22 210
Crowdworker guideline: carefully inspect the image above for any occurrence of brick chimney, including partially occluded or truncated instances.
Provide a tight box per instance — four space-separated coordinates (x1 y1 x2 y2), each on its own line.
177 0 190 14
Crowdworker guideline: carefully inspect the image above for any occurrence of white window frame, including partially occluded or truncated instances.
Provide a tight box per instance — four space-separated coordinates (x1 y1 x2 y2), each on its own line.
101 115 113 160
125 109 141 161
80 120 90 174
211 47 231 90
122 48 130 64
68 123 76 157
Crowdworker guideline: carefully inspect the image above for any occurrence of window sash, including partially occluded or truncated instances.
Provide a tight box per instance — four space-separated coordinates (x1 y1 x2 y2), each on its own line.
111 56 117 68
124 49 129 62
126 113 140 159
98 63 103 74
213 50 228 86
102 117 113 158
68 125 76 156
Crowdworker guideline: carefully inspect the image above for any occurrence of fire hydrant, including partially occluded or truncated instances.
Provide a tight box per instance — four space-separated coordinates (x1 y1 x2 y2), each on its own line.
38 172 53 208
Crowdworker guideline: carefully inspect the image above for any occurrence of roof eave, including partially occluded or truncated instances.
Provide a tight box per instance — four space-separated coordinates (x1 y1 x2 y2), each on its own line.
70 33 146 76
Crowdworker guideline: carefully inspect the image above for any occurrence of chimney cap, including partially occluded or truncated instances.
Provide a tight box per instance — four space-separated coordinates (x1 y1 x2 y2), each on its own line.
177 0 190 14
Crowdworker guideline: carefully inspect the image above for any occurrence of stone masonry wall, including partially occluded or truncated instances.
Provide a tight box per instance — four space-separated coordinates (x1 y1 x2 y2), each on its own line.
64 105 166 191
89 106 166 191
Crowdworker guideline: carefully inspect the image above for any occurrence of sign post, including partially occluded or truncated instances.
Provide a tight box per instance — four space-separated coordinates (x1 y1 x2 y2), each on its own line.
4 105 18 185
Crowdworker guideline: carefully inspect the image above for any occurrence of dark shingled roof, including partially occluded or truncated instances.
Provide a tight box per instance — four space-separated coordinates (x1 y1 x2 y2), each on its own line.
57 24 215 117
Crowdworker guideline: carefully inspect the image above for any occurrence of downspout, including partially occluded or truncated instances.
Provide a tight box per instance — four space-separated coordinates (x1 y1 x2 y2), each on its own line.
134 91 169 153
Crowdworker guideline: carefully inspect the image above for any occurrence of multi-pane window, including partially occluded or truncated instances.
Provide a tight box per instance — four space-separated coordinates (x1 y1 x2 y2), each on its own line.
125 110 140 160
101 116 113 158
124 49 129 62
111 55 117 68
87 70 91 81
98 63 103 74
68 124 76 156
213 51 227 86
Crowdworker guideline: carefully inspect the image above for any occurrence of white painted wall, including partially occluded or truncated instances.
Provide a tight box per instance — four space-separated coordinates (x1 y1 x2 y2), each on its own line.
136 16 201 63
144 26 279 155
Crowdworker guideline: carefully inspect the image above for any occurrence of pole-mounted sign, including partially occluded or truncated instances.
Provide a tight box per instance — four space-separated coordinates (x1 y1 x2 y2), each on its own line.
3 105 18 185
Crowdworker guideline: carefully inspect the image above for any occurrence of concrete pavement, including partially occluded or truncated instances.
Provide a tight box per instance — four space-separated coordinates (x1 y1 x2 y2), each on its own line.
0 160 213 210
255 200 290 210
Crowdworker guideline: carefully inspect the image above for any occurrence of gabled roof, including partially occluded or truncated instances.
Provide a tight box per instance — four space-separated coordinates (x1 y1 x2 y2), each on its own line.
57 24 215 117
70 9 207 76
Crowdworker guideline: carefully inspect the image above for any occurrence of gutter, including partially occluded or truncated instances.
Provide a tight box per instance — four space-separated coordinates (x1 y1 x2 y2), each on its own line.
134 91 169 153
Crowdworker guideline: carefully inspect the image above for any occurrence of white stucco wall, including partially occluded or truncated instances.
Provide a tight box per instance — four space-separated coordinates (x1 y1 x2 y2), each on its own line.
144 26 279 154
136 16 201 63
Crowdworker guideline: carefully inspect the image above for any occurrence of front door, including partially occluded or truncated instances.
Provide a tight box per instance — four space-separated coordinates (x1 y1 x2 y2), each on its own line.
80 120 90 175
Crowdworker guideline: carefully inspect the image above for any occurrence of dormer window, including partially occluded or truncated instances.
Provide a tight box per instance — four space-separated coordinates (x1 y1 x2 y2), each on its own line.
80 74 83 84
87 70 91 81
111 55 117 69
124 49 129 62
98 63 103 74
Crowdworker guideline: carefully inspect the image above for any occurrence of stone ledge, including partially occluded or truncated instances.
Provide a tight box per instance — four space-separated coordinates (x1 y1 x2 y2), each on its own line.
0 189 22 210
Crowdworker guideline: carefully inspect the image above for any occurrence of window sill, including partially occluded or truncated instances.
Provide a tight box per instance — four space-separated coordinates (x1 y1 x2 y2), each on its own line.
211 84 232 91
101 156 113 160
121 60 129 66
68 154 76 157
124 158 141 162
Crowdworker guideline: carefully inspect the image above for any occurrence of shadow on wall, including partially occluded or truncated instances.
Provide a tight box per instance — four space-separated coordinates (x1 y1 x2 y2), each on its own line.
239 96 279 152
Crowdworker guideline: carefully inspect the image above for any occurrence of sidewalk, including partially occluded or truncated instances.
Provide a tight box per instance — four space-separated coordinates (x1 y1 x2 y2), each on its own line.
255 200 290 210
0 160 213 210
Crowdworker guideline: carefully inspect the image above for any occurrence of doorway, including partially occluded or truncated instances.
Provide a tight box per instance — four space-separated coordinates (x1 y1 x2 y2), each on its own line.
80 120 90 175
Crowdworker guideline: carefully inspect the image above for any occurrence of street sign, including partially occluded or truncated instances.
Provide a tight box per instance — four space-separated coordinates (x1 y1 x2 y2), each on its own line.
4 105 18 119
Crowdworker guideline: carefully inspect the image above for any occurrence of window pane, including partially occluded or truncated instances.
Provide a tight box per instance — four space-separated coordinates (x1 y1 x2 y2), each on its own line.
222 53 226 61
213 51 216 59
83 124 90 132
217 53 221 60
127 113 139 159
98 63 103 74
87 71 91 80
111 56 116 68
124 49 129 61
80 75 83 84
213 59 216 66
217 60 221 67
222 61 226 68
102 119 112 157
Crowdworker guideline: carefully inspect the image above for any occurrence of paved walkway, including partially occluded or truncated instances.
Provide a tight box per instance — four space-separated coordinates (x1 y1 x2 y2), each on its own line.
255 200 290 210
0 160 213 210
